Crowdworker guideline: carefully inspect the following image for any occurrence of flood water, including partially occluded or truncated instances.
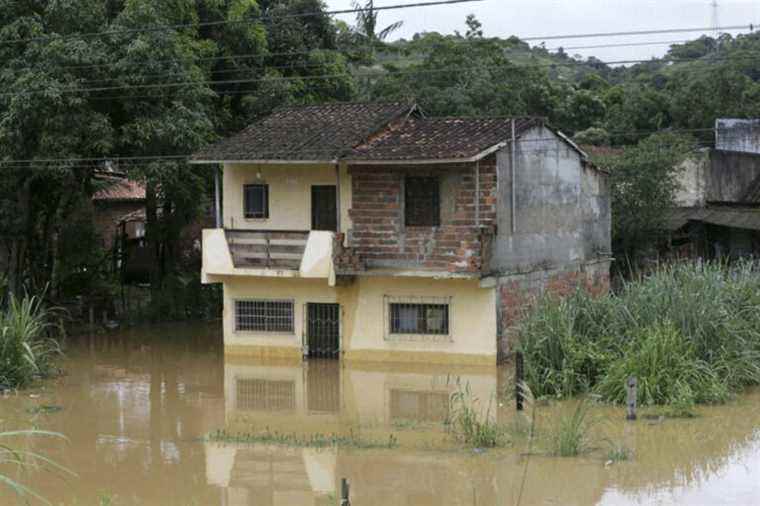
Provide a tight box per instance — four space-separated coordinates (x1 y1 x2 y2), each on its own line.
1 322 760 505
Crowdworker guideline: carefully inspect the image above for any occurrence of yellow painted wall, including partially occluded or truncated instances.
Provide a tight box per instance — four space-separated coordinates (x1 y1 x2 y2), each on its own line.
221 275 497 364
223 163 345 231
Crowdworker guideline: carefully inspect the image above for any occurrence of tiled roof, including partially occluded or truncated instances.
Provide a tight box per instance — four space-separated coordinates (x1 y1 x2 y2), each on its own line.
347 117 542 161
93 176 146 202
192 102 414 162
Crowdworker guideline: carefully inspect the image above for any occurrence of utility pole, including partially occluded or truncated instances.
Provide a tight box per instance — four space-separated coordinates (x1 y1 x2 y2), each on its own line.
710 0 720 38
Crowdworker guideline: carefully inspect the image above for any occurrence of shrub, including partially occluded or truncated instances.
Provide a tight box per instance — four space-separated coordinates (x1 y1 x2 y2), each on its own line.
0 294 62 389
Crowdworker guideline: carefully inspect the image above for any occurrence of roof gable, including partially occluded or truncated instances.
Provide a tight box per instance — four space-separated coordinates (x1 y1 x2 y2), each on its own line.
192 102 414 162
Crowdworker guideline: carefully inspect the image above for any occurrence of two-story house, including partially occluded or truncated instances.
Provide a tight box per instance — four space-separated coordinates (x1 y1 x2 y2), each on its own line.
192 102 611 365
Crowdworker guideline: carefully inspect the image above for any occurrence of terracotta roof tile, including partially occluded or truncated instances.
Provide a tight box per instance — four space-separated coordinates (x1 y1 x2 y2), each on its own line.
93 177 146 202
192 102 414 162
347 117 542 161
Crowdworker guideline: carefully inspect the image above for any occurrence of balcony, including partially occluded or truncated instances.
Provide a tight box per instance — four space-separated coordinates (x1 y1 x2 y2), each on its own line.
202 229 335 282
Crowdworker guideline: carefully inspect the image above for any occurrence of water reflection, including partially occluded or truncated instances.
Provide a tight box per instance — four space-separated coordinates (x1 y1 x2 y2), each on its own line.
1 324 759 506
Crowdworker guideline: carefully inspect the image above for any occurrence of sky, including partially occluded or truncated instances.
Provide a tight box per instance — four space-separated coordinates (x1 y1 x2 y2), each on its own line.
325 0 760 62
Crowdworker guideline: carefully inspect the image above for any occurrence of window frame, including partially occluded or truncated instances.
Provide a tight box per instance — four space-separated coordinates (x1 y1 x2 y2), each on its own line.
384 296 452 342
243 183 269 220
234 299 295 334
404 176 441 227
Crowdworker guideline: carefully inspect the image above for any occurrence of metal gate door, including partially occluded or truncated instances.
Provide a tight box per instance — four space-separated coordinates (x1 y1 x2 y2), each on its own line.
306 303 340 358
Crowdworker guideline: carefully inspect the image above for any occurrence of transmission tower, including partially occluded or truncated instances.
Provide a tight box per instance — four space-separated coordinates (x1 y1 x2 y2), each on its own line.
710 0 720 37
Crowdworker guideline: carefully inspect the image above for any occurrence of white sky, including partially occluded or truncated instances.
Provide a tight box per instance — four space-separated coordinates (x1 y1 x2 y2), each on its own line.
325 0 760 62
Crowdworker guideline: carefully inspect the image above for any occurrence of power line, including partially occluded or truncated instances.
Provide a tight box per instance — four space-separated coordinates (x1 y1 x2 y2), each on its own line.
521 23 755 42
0 127 738 167
0 0 484 45
6 50 760 100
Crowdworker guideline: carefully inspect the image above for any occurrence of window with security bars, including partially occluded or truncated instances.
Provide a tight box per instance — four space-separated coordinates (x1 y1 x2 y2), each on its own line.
405 177 440 226
235 300 294 332
243 184 269 219
390 303 449 335
390 390 450 422
236 379 296 411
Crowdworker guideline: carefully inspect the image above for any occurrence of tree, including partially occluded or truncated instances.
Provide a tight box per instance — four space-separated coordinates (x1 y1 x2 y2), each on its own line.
592 132 694 262
351 0 403 60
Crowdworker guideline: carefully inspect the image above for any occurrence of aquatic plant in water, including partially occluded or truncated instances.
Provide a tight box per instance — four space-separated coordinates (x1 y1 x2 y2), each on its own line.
206 428 398 449
448 381 509 448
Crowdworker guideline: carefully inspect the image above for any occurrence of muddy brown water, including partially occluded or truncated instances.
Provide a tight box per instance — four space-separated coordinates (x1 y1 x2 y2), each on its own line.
1 322 759 505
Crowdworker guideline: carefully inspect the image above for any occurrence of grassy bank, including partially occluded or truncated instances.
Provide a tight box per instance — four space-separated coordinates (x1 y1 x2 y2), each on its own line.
0 294 62 389
517 261 760 410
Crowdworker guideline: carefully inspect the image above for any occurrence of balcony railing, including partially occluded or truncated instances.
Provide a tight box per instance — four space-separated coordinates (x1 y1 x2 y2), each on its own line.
225 229 309 270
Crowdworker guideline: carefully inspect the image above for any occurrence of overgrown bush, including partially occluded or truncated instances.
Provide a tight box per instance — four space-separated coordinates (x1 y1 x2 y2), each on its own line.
517 261 760 407
0 294 62 389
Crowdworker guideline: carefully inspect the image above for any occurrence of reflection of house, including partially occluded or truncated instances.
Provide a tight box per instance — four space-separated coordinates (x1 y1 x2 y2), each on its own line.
223 358 496 427
667 119 760 259
193 102 611 365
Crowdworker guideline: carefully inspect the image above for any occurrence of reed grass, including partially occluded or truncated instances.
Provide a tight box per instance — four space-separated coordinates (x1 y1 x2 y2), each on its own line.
517 261 760 406
448 381 509 448
207 428 398 449
546 399 593 457
0 293 62 389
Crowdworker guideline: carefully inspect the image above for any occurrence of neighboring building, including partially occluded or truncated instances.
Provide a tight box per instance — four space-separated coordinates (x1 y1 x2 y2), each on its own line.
92 173 146 249
667 119 760 259
192 102 611 365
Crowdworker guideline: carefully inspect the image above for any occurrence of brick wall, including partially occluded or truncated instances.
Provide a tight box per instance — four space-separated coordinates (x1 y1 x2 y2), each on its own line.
496 261 611 360
346 156 497 273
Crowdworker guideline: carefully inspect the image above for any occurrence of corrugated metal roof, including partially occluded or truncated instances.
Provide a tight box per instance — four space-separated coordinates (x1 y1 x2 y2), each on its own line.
666 206 760 231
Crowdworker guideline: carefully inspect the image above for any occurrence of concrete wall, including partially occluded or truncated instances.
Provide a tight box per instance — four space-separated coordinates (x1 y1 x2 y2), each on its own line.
219 275 497 365
716 118 760 155
707 150 760 203
674 150 710 207
222 163 343 231
491 126 611 274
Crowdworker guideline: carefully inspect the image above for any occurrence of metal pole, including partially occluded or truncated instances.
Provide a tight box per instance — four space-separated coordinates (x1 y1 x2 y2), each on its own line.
515 351 524 411
474 160 480 227
214 165 222 228
511 119 517 234
340 478 351 506
335 163 342 235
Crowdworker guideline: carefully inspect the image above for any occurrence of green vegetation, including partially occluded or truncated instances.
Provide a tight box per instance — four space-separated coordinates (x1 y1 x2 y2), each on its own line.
518 261 760 408
546 399 593 457
0 430 73 505
605 442 632 462
207 428 398 449
0 294 62 389
448 382 508 448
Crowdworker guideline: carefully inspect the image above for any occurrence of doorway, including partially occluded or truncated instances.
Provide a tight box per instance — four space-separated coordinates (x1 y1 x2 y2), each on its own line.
306 303 340 359
311 185 337 232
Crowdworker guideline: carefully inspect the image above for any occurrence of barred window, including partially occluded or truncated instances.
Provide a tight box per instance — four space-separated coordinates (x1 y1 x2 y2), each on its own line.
390 303 449 335
405 177 440 226
235 300 294 332
243 184 269 219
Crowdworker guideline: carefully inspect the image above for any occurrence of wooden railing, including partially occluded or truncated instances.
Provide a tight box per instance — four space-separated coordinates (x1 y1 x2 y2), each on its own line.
225 229 309 269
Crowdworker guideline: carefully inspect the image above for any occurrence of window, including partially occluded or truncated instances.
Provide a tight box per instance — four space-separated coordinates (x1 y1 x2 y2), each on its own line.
235 300 294 332
236 379 296 411
243 184 269 219
390 302 449 335
405 177 440 226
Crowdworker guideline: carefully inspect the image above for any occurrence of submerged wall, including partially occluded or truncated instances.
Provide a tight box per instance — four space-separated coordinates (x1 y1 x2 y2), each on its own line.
220 275 497 365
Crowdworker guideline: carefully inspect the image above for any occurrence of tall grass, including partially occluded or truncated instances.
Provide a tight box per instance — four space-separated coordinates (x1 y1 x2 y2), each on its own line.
517 261 760 406
0 294 62 389
546 399 593 457
448 382 508 448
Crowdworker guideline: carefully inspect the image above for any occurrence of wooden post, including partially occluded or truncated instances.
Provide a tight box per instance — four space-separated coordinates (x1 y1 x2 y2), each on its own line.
515 351 524 411
626 376 637 421
214 165 222 228
340 478 350 506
